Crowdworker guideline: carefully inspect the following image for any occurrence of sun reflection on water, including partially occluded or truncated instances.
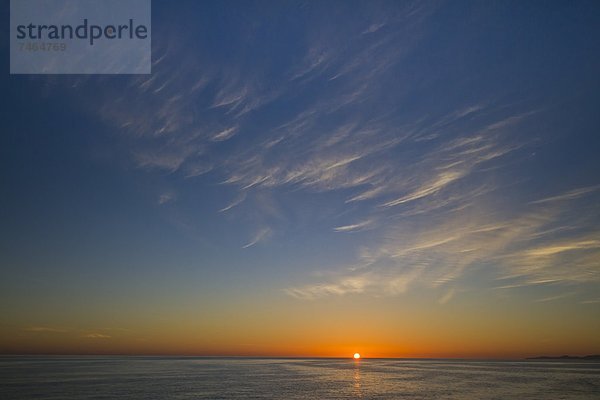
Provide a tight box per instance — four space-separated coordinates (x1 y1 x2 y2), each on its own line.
353 361 362 398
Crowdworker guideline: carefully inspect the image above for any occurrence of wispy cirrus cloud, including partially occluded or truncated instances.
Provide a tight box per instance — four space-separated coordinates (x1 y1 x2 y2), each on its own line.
535 292 577 303
580 298 600 304
439 288 456 305
23 326 67 333
219 192 246 213
22 327 124 339
211 126 239 142
86 16 545 305
158 191 176 205
35 3 599 308
285 275 371 300
82 333 111 339
529 185 600 205
334 219 375 233
242 227 272 249
286 185 600 301
381 171 465 207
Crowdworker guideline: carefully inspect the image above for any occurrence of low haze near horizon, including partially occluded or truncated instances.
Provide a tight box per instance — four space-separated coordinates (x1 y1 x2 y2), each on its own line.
1 0 600 358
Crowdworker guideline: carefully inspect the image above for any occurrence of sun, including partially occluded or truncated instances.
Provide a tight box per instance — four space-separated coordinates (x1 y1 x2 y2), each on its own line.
353 353 361 359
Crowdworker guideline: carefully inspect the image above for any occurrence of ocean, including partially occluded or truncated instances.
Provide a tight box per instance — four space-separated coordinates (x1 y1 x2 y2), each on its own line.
1 356 599 399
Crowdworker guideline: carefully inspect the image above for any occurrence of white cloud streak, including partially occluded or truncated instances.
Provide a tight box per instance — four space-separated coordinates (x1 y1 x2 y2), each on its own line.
23 326 67 333
242 228 272 249
333 219 375 233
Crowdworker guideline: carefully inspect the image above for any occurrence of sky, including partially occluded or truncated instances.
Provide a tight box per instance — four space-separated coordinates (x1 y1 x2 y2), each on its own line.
1 0 600 358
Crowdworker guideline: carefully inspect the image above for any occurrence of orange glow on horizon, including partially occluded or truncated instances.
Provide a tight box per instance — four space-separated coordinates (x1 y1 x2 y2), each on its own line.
3 289 599 359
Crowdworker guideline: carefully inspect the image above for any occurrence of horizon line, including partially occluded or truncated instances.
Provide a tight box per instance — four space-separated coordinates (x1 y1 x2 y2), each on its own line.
2 353 598 361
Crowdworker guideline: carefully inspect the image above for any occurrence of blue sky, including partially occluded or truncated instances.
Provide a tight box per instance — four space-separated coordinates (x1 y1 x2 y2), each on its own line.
1 0 600 355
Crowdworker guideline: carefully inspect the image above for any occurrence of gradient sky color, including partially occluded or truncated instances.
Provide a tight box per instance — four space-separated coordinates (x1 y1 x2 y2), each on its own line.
1 0 600 358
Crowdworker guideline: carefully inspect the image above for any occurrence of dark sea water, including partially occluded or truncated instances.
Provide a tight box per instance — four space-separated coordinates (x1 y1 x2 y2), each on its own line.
1 356 599 399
